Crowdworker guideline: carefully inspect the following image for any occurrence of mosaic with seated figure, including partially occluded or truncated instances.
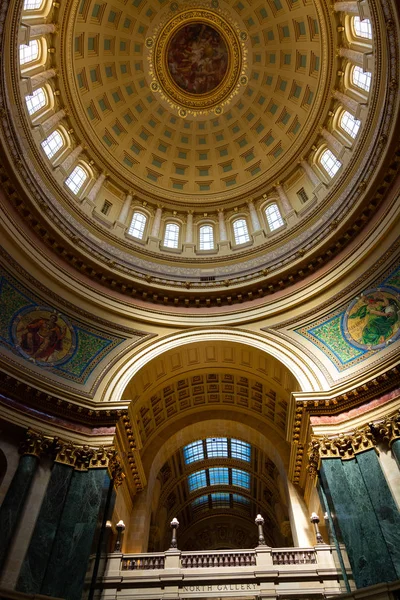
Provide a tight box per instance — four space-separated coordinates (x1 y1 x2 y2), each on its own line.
167 24 228 95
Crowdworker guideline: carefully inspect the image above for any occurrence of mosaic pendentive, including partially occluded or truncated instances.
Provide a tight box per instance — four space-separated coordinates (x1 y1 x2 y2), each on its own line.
0 268 127 384
295 265 400 371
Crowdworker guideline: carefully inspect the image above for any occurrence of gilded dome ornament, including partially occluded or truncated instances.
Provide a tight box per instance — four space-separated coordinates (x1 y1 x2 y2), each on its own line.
148 8 247 115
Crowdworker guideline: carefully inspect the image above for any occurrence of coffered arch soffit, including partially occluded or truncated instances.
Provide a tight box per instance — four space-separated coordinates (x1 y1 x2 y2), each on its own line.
107 328 330 405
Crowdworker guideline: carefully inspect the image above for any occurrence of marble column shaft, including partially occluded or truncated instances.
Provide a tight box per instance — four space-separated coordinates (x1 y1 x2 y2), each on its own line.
0 454 39 574
16 463 74 594
118 193 132 224
338 47 364 66
333 2 358 13
60 145 83 173
321 128 343 156
355 450 400 578
391 439 400 468
41 468 108 600
185 212 193 243
247 201 261 231
333 90 359 115
300 159 320 187
40 109 66 136
218 210 227 241
275 184 293 215
320 457 396 588
30 68 57 90
151 207 162 237
86 172 106 202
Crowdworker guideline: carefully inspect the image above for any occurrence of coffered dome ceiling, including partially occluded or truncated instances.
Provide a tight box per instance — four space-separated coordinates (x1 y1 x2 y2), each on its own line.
67 0 326 203
2 0 399 308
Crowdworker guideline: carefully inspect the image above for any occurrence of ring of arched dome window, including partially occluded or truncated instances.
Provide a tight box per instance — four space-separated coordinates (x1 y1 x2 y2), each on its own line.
65 164 90 196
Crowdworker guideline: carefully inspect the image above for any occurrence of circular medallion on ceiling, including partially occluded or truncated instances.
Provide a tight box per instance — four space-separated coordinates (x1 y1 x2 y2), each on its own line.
151 9 243 113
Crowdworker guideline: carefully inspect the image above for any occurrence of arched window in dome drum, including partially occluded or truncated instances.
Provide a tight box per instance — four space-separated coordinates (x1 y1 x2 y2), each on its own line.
65 165 88 194
23 0 43 9
320 149 342 178
340 111 361 139
25 87 46 115
41 130 64 159
19 39 39 65
163 222 180 248
199 225 214 250
265 204 284 231
233 218 250 245
353 16 372 39
129 212 147 239
352 66 371 92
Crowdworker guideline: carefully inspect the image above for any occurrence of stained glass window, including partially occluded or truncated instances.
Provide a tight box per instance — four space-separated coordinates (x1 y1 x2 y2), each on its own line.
206 437 228 458
191 495 209 512
211 492 230 507
199 225 214 250
352 66 371 92
340 111 361 138
23 0 43 8
20 40 39 65
41 130 64 159
164 222 180 248
320 149 342 178
265 204 284 231
183 440 204 464
187 470 207 492
25 88 46 115
209 467 229 486
129 212 147 239
65 165 87 194
231 468 250 489
231 439 251 461
233 218 250 244
353 16 372 39
232 493 250 506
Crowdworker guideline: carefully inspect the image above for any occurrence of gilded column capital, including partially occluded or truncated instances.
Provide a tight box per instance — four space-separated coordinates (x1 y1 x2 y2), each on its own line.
19 429 50 457
372 410 400 446
308 426 377 476
20 430 125 480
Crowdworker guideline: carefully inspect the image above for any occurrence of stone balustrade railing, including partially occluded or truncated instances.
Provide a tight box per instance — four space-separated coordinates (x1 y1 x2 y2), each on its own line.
272 549 317 564
121 553 165 570
120 548 318 570
101 545 353 599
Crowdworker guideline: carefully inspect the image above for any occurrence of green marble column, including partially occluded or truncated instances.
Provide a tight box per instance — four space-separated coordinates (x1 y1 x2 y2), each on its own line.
320 457 396 588
391 438 400 467
318 482 351 593
16 462 74 593
41 468 108 600
0 454 39 575
355 449 400 578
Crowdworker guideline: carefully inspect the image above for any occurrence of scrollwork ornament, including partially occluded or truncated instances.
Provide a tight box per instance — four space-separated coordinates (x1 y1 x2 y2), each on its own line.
108 451 125 487
307 438 320 478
